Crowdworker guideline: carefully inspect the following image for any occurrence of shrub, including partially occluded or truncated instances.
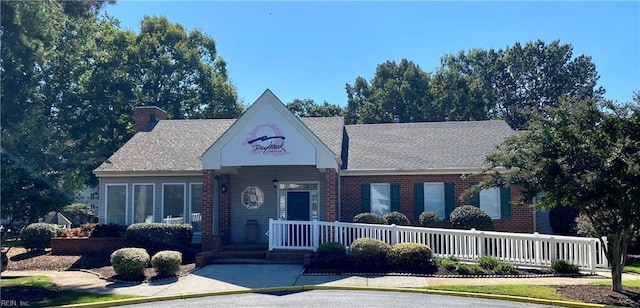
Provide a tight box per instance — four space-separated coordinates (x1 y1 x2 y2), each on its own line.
418 211 444 228
353 213 388 225
111 248 150 280
151 250 182 276
21 223 57 250
551 260 580 274
91 224 127 238
469 264 485 275
388 243 433 272
455 262 471 274
449 205 494 231
312 242 349 269
477 255 501 270
494 262 518 275
440 257 458 271
349 238 391 271
125 223 193 255
80 223 98 237
384 211 411 226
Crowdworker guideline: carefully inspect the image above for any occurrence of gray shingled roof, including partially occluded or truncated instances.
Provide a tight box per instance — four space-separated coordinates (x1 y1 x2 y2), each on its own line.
344 120 517 171
94 117 344 173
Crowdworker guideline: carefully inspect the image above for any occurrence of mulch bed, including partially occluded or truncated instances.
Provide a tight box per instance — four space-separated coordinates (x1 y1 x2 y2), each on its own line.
4 248 640 307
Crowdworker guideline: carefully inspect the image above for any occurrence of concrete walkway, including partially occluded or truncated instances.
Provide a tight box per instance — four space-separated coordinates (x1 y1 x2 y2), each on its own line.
3 265 639 298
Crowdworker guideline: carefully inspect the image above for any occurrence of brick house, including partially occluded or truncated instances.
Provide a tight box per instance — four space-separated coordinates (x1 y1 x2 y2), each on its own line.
94 89 535 253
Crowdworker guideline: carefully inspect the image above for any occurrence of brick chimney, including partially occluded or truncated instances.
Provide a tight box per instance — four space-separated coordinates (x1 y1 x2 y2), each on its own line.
134 106 168 132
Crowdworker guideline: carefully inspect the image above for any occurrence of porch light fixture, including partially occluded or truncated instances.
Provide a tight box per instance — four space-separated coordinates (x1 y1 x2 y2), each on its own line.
221 184 227 193
273 166 279 188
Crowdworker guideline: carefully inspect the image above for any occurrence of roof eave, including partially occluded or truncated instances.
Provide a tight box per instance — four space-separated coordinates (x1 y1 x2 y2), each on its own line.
93 170 203 178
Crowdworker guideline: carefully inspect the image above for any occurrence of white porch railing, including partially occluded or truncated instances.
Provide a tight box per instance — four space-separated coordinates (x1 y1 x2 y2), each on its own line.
268 219 609 273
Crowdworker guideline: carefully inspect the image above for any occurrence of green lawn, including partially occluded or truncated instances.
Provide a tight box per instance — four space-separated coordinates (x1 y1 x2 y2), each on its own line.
624 261 640 274
422 284 575 301
0 276 139 308
590 279 640 288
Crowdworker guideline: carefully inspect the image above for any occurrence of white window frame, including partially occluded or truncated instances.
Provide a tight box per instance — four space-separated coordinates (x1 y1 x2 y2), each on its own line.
370 183 391 216
162 183 186 223
133 183 155 223
424 182 445 219
189 182 203 231
105 184 128 225
480 187 501 219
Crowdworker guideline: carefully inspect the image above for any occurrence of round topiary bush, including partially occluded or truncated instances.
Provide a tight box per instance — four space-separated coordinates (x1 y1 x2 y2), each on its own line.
110 247 150 281
312 242 349 270
151 250 182 277
353 213 388 225
418 211 444 228
449 205 494 231
349 238 391 271
476 255 501 270
551 259 580 274
388 242 433 272
384 211 411 226
21 223 57 251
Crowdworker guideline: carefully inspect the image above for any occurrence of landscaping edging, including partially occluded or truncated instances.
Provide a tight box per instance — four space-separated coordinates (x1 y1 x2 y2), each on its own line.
301 269 600 279
51 237 125 254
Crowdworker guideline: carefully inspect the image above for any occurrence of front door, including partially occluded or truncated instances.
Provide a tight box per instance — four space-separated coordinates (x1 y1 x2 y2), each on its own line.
287 191 310 221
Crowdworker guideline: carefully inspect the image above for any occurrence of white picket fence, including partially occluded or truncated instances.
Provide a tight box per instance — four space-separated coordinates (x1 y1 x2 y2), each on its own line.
268 219 609 273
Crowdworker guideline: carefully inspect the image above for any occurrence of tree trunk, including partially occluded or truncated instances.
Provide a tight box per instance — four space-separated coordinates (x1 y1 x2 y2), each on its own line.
609 231 627 292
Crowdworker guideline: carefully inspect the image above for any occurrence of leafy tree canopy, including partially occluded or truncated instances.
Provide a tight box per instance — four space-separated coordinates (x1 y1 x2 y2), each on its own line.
481 93 640 291
286 99 343 117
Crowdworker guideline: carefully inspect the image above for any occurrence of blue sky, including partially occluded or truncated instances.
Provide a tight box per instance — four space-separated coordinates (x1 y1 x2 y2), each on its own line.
104 1 639 107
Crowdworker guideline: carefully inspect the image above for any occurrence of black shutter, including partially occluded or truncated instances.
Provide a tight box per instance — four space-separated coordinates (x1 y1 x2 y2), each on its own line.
390 183 400 212
444 182 455 219
361 183 371 213
500 187 512 219
414 183 424 221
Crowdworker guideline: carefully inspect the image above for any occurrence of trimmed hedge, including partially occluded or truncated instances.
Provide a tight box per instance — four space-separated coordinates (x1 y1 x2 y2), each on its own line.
384 211 411 226
312 242 349 269
125 223 193 254
110 248 150 280
21 223 57 250
353 212 388 225
91 223 127 238
418 211 444 228
388 242 433 272
477 255 501 270
151 250 182 277
449 205 494 231
349 238 391 271
551 259 580 274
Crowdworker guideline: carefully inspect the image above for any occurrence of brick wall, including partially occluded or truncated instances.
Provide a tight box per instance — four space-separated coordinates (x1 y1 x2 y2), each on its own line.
220 174 231 244
324 169 338 222
133 106 168 132
51 237 125 255
340 174 533 233
202 170 215 251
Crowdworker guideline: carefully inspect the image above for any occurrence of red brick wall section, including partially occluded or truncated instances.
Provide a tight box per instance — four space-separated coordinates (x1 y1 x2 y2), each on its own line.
202 170 215 252
51 237 125 255
220 174 231 244
324 169 338 222
340 174 534 233
133 106 168 132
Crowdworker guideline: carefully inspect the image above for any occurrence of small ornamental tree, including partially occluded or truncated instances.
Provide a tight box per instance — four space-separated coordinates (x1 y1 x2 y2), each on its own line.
481 95 640 292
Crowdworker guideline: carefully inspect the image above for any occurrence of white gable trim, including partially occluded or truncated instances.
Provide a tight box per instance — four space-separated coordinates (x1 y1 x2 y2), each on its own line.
201 89 339 170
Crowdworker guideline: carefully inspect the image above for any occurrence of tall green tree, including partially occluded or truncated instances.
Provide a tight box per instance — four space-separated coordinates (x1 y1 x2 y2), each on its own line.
131 16 242 119
344 59 432 124
481 93 640 291
439 40 602 129
286 99 343 117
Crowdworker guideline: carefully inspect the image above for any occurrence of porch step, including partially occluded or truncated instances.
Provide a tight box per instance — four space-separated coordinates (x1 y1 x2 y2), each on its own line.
208 243 269 264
